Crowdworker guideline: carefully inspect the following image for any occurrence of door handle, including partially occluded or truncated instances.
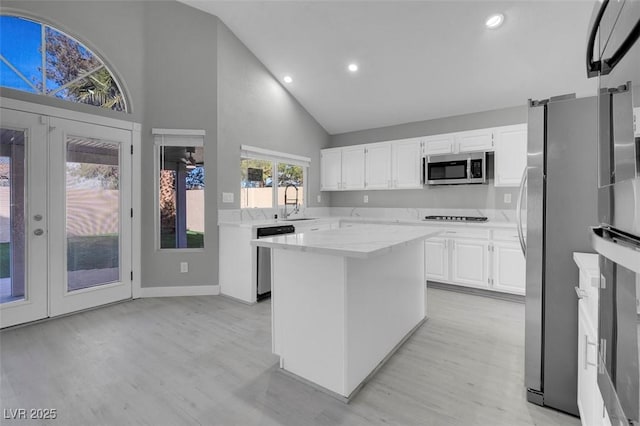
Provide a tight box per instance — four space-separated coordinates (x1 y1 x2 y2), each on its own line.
516 168 527 256
575 286 588 299
33 229 44 236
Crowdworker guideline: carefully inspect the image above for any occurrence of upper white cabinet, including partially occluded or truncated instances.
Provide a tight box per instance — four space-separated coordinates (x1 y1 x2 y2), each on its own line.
320 148 342 191
423 133 456 155
365 142 392 189
321 123 527 191
391 138 422 189
341 146 366 190
455 129 494 153
494 124 528 187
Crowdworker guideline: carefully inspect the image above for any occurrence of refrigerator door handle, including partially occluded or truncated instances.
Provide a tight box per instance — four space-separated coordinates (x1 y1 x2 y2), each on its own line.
516 167 528 256
586 0 608 77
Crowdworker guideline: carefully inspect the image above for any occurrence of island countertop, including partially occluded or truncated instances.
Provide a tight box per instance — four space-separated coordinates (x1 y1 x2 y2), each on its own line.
251 224 441 259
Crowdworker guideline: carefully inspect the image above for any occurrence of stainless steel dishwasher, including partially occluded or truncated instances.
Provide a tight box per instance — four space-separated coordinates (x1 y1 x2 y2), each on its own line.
256 224 295 300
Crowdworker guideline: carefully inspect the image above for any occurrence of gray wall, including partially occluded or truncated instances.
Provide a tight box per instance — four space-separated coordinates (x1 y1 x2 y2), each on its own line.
216 22 330 210
1 1 332 289
329 105 528 210
1 1 220 288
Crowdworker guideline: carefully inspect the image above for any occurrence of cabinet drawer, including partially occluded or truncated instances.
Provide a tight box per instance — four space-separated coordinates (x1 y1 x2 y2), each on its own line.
442 228 490 240
492 228 520 242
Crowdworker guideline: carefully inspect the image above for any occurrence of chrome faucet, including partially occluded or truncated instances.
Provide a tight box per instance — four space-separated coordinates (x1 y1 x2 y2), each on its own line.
283 184 299 219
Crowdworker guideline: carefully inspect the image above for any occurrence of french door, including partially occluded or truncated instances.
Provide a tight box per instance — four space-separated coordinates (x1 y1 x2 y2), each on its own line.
0 108 133 328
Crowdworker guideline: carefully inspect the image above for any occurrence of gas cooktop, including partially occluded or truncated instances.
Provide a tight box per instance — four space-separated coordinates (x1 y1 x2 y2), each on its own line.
423 215 488 222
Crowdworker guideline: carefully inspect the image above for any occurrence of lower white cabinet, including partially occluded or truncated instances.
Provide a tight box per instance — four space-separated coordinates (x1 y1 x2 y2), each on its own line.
424 238 448 282
450 239 489 289
578 300 603 426
425 228 526 295
491 241 526 295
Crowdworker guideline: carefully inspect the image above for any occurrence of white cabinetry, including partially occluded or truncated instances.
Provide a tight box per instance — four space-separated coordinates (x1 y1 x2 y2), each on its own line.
365 142 392 189
450 239 489 289
491 241 526 294
391 138 422 189
423 133 455 155
321 148 342 191
455 128 494 153
424 238 448 282
341 146 365 190
494 124 528 187
574 253 605 426
425 226 525 295
634 107 639 136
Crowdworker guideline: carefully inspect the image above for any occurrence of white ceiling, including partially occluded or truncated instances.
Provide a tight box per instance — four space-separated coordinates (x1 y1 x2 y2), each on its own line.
180 1 599 135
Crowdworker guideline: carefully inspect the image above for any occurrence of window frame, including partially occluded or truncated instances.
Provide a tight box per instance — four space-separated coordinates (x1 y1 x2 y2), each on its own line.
240 145 310 213
0 13 129 113
153 129 205 252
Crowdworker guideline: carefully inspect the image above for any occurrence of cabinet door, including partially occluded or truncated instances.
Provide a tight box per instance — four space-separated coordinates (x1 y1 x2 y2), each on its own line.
425 238 448 282
341 146 365 190
423 134 455 155
392 139 422 189
456 128 494 153
494 124 527 187
365 142 392 189
577 302 602 426
450 239 489 288
321 148 342 191
491 241 526 295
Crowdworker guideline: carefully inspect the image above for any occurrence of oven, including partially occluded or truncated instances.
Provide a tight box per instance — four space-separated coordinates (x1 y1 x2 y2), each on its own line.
587 0 640 424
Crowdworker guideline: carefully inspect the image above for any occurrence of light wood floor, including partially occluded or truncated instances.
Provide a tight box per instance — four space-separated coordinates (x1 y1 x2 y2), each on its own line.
0 288 580 426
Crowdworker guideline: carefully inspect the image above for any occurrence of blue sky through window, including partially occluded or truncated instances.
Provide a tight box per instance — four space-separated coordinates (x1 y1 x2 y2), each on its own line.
0 16 42 90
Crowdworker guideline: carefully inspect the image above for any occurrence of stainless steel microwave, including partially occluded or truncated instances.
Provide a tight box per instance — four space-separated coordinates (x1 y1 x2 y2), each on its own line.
423 152 487 185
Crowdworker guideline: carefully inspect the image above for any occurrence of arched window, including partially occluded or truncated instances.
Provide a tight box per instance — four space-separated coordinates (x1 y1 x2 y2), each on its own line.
0 15 128 112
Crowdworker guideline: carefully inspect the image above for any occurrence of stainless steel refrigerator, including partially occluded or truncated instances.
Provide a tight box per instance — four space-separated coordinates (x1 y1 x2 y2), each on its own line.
520 94 599 416
587 0 640 424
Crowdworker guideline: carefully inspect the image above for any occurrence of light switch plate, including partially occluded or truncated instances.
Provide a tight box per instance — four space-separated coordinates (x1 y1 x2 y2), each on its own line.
363 195 369 203
222 192 234 203
180 262 188 273
317 195 321 203
504 193 512 204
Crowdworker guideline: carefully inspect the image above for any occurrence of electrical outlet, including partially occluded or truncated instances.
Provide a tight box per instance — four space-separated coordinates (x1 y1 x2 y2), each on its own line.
363 195 369 203
180 262 188 273
504 193 512 204
317 194 321 203
222 192 234 203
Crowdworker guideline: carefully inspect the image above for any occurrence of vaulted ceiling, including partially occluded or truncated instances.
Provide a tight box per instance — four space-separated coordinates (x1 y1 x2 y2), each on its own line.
181 1 599 134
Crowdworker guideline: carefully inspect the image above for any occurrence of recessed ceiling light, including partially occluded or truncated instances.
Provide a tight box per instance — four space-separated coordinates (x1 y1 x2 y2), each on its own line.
283 75 293 84
485 13 504 29
348 63 358 72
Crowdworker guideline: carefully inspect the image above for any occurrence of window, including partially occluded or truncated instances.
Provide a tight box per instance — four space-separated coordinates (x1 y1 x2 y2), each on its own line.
154 130 205 250
240 146 309 213
0 15 128 112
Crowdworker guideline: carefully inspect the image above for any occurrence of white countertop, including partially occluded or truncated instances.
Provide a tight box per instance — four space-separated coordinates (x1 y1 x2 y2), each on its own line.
219 216 517 230
251 224 442 258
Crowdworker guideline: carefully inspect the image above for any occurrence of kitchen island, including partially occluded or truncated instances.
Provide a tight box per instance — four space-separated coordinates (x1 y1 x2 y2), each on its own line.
251 224 441 400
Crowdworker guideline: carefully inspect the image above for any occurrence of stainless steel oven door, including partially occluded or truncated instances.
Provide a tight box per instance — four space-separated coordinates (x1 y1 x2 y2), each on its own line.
593 227 640 425
596 0 640 236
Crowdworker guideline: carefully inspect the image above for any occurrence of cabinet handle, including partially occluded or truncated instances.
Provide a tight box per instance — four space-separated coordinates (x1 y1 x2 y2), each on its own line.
584 335 597 369
574 286 588 299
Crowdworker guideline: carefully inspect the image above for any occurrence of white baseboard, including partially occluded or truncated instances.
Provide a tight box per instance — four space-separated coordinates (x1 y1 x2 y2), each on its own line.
139 285 220 298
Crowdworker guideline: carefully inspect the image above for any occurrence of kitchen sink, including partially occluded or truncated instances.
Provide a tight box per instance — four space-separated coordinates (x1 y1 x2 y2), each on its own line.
282 218 317 221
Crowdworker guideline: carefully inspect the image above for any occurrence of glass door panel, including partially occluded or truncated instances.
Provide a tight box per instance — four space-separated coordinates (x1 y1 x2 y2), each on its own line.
66 138 120 291
1 129 26 304
49 117 131 317
0 109 48 328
